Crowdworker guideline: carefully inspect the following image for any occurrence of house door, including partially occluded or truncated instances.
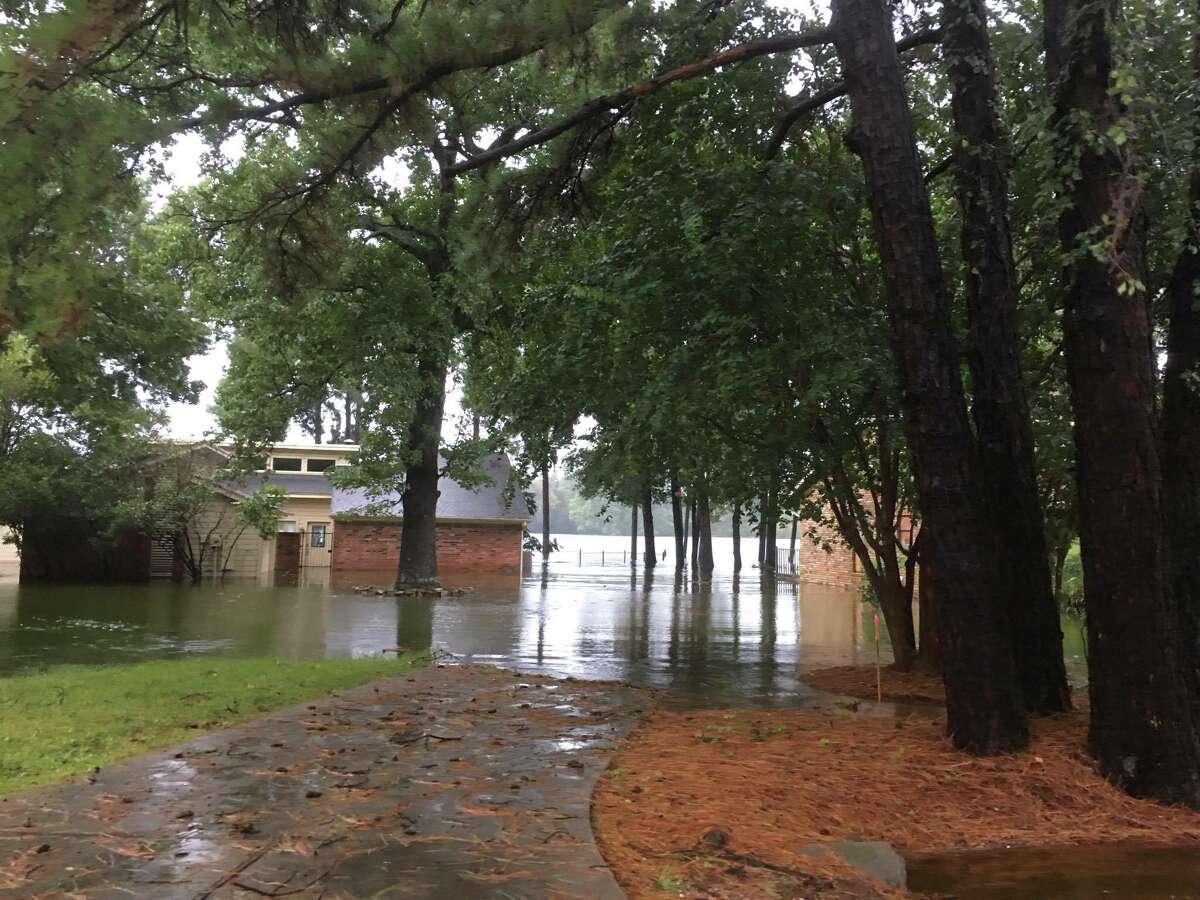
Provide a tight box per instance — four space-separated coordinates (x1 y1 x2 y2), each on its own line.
275 532 301 574
303 522 331 568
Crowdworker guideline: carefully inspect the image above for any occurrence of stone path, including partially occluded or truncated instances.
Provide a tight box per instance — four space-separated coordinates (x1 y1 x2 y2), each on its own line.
0 664 650 898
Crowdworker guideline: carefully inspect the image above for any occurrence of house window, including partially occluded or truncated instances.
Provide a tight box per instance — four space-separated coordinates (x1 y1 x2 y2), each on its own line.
306 458 335 472
278 521 298 533
310 523 327 549
272 457 302 472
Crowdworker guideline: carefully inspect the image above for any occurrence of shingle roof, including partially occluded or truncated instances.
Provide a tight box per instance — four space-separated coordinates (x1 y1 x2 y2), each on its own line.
216 472 334 498
331 453 529 522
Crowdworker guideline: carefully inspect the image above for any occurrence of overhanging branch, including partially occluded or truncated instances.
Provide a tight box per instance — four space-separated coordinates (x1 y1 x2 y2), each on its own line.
762 27 943 161
444 26 837 177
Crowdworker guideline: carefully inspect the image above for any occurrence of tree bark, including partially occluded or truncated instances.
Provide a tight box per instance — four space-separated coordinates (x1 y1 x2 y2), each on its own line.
877 580 918 671
942 0 1069 714
917 544 941 672
757 494 767 564
394 351 447 588
696 477 715 576
1053 543 1069 599
642 486 657 567
1048 0 1200 803
788 516 798 568
671 475 685 570
630 501 638 565
762 485 777 571
831 0 1028 753
683 496 693 568
1161 1 1200 724
732 502 743 572
689 495 699 570
541 462 551 561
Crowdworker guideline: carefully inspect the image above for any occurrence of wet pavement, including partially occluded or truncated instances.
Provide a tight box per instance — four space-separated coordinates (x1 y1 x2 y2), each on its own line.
0 663 649 898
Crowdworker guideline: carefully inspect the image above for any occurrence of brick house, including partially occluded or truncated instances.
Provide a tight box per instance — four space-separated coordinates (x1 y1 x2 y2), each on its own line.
14 443 528 582
203 447 528 579
791 507 919 593
330 453 530 577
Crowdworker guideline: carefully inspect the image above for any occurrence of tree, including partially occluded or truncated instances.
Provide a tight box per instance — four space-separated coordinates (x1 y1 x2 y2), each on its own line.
830 0 1028 753
942 0 1069 713
1046 0 1200 804
1161 0 1200 723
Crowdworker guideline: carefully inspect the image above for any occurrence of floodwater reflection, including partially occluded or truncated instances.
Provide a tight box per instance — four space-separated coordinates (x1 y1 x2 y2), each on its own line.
0 559 1085 705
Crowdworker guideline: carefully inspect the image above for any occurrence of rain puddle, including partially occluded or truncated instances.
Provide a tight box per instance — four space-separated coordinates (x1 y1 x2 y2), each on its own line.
906 843 1200 899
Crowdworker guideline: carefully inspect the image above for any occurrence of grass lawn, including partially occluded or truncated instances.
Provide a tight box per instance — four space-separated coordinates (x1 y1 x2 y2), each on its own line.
0 654 427 796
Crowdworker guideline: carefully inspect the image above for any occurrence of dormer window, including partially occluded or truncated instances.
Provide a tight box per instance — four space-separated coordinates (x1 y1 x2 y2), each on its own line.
306 459 335 472
272 457 302 472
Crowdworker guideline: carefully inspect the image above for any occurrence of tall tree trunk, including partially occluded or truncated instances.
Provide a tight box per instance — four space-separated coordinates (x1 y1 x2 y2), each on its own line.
671 475 685 570
762 481 778 571
689 495 699 570
1047 0 1200 803
943 0 1069 714
696 477 714 576
1053 543 1069 599
1161 3 1200 724
788 516 798 568
732 502 743 572
686 496 696 566
630 501 638 565
394 352 447 588
830 0 1028 753
757 494 767 564
642 486 657 567
876 578 918 671
541 462 551 561
917 543 941 672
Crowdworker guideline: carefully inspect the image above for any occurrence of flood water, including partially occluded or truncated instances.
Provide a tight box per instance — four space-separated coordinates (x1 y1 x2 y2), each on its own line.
907 843 1200 899
0 562 888 706
0 533 1087 705
0 537 1147 899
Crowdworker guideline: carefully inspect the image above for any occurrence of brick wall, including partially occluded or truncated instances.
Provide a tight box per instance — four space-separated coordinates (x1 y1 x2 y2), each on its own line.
793 508 921 598
795 518 864 591
332 519 524 575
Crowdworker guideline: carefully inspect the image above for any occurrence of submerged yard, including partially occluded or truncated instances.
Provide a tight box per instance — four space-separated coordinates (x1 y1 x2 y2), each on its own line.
0 562 1162 898
0 654 425 795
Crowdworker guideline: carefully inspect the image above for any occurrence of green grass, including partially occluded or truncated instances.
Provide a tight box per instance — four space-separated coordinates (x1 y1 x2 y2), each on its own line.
0 654 426 796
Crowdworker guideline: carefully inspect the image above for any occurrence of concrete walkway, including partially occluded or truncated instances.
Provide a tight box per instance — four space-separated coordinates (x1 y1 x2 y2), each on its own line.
0 664 650 898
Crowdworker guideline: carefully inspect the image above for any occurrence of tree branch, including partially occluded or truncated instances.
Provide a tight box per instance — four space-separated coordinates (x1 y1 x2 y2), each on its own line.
761 27 943 161
444 26 837 177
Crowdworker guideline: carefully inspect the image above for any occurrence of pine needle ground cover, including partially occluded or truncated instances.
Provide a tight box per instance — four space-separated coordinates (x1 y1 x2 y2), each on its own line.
0 655 426 795
594 707 1200 899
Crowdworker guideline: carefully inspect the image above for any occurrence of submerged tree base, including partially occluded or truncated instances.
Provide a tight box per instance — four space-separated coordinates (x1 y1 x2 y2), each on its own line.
593 707 1200 899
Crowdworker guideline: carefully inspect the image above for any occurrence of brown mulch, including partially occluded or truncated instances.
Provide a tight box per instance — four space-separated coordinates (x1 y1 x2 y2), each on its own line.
593 706 1200 899
804 664 947 705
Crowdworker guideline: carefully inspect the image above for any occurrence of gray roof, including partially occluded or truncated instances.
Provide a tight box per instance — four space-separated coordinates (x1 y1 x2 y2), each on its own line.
331 453 529 522
216 472 333 498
